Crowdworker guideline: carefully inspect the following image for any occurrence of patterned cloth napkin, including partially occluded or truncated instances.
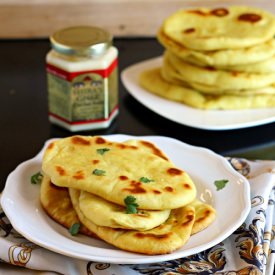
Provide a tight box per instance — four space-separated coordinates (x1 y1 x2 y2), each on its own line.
0 158 274 275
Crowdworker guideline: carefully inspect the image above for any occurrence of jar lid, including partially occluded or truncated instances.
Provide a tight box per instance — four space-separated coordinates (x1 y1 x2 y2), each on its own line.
50 26 112 57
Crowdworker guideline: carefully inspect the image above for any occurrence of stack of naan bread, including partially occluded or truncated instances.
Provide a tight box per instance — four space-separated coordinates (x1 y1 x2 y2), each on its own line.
40 135 216 255
140 6 275 109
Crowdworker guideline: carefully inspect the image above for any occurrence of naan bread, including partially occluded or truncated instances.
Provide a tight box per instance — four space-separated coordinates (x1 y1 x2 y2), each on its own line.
221 55 275 74
189 199 216 235
42 136 196 210
163 51 275 91
40 175 95 237
182 82 275 96
158 30 275 67
139 68 275 109
40 158 216 255
79 190 170 230
124 139 169 161
162 6 275 50
161 57 275 95
70 188 195 255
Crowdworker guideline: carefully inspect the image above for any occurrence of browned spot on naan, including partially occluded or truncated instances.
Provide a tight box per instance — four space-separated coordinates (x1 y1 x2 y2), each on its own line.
238 13 262 23
95 137 107 144
71 136 90 146
139 140 169 160
164 186 174 192
134 232 172 240
119 175 128 180
73 170 85 180
167 168 183 176
211 8 229 17
56 166 66 176
123 181 147 194
47 142 55 150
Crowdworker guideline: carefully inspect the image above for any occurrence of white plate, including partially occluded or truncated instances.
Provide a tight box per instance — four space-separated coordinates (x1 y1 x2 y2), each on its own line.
121 57 275 130
1 135 250 264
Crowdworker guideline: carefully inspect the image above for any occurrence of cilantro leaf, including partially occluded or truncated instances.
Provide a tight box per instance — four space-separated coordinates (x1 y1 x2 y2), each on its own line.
140 177 154 183
126 204 138 214
69 223 80 236
92 169 106 176
31 172 43 184
214 179 229 191
96 148 110 155
124 195 139 214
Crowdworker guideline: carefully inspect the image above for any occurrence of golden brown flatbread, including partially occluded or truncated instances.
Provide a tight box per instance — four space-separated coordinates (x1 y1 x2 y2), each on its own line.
124 139 170 161
163 51 275 92
161 53 275 95
78 190 171 230
40 175 95 237
69 188 195 255
40 137 216 255
162 6 275 50
42 136 197 210
190 199 216 234
41 175 216 248
158 30 275 67
140 67 275 109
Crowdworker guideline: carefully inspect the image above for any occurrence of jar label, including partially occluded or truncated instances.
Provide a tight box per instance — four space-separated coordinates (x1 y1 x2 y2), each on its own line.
47 59 118 126
71 73 105 120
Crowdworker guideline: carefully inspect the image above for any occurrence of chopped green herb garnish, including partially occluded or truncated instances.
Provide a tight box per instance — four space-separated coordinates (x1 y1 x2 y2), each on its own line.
124 195 139 214
214 179 229 191
92 169 106 176
69 223 80 236
31 172 43 184
96 148 110 155
140 177 154 183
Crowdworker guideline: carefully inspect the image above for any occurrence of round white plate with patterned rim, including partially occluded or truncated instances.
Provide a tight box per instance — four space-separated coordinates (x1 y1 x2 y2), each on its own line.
121 57 275 130
1 135 250 264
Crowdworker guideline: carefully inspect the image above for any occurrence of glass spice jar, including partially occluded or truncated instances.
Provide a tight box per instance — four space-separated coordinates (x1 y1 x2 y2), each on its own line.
46 26 119 131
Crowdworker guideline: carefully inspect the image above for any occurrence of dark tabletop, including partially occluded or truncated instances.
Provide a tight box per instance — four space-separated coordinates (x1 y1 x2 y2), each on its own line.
0 38 274 191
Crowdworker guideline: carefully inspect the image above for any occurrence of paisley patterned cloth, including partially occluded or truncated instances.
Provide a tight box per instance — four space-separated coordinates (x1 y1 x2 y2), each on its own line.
0 158 274 275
